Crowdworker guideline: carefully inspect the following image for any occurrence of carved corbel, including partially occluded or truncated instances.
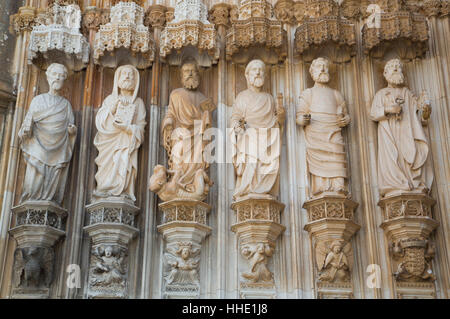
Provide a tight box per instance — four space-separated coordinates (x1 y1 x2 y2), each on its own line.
379 193 439 297
9 6 36 35
82 7 110 34
145 5 167 29
274 0 295 25
209 3 231 28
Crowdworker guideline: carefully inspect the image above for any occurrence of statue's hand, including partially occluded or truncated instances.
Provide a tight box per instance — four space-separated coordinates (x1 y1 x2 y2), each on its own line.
421 103 432 121
113 120 132 134
337 114 350 128
296 113 311 126
276 106 286 124
68 124 77 135
385 104 402 116
18 126 31 140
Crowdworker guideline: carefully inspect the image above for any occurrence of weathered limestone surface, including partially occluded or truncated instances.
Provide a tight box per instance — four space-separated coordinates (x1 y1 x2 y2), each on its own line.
0 0 449 299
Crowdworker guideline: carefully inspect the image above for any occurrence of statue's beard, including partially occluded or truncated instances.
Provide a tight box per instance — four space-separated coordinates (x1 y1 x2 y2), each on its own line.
313 72 330 83
249 76 264 88
183 76 200 90
387 72 404 85
49 80 63 92
119 80 135 91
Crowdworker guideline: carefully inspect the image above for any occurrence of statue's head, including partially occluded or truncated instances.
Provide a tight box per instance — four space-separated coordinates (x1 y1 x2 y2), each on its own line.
245 59 266 89
181 58 200 90
310 57 330 84
330 240 343 253
104 246 113 257
46 63 68 93
181 247 190 260
113 64 140 102
384 59 404 86
118 65 138 91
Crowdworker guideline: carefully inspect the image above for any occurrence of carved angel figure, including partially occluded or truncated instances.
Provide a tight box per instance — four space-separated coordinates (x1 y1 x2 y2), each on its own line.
90 245 126 288
316 240 352 283
164 243 200 285
241 243 274 283
13 246 54 288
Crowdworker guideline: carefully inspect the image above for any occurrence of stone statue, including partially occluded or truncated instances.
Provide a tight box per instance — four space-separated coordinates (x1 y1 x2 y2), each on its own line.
230 59 285 201
13 246 54 288
316 240 351 283
296 57 350 197
241 242 274 283
18 63 77 205
164 242 200 286
149 58 215 202
370 59 433 197
94 65 146 202
90 245 126 288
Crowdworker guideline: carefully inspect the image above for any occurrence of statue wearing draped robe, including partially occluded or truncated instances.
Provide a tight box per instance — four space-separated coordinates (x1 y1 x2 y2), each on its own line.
93 65 146 202
370 59 433 197
18 63 77 205
149 58 216 202
296 57 350 197
230 59 285 201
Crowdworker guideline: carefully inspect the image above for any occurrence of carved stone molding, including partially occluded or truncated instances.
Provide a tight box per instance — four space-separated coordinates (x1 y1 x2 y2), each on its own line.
160 0 219 67
361 5 429 59
9 6 36 35
157 200 212 299
144 5 167 28
294 0 356 63
209 3 231 28
226 0 287 64
82 7 110 34
303 195 360 298
28 3 90 71
231 197 285 297
9 201 67 298
379 193 439 296
94 1 155 69
274 0 295 25
84 199 140 298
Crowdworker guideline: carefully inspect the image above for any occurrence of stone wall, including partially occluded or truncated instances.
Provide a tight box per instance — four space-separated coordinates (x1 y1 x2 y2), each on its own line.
0 0 448 299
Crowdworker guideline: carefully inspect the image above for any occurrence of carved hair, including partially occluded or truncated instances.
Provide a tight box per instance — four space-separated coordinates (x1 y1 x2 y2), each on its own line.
383 58 403 76
309 57 330 77
46 63 68 80
330 240 344 250
245 59 266 77
181 57 200 73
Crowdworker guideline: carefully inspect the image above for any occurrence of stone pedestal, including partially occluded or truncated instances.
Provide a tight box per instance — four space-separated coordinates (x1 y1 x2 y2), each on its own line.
303 194 360 299
378 193 439 298
9 201 67 298
231 197 285 299
84 198 140 299
157 200 212 299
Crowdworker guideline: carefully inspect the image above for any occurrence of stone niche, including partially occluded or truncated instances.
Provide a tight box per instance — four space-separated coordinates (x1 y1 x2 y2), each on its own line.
226 0 287 65
159 0 219 67
28 3 90 71
94 1 155 69
294 0 357 63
